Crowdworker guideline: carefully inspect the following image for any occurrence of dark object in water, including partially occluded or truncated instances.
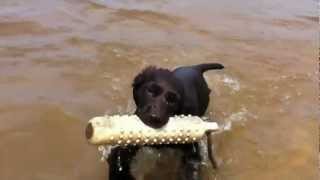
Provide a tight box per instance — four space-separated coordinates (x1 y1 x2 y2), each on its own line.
108 63 224 180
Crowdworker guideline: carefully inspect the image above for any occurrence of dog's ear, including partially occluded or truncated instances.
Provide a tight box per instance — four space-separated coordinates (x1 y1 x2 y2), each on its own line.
132 73 145 106
176 90 185 114
132 66 155 106
132 72 145 90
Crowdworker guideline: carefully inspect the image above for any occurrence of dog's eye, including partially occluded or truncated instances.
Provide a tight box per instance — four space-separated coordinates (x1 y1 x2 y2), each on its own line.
146 83 162 97
165 92 178 105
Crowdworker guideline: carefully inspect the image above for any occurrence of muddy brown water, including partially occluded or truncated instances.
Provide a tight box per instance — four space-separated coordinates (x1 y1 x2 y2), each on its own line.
0 0 318 180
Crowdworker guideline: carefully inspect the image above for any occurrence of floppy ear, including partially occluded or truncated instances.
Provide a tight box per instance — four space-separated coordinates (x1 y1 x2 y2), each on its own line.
132 66 156 106
174 80 185 114
132 72 145 106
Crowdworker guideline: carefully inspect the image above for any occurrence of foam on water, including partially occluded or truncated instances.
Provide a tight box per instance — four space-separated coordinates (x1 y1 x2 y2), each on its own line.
222 75 241 93
219 106 257 132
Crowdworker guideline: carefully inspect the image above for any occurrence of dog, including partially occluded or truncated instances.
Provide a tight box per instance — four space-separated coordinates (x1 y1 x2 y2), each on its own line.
107 63 224 180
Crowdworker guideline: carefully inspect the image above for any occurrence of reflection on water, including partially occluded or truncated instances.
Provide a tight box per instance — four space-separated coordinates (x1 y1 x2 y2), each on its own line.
0 0 317 180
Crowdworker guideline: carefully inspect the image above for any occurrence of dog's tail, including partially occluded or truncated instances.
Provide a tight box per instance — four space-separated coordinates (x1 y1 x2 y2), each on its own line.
194 63 224 73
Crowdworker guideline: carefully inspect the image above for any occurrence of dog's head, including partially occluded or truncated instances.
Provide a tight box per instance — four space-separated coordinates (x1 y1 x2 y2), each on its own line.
132 67 184 128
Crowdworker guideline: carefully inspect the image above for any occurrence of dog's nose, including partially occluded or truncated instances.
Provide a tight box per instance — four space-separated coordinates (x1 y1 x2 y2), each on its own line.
150 114 161 123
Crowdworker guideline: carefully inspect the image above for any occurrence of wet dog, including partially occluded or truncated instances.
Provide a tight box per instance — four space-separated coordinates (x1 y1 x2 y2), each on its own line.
108 63 224 180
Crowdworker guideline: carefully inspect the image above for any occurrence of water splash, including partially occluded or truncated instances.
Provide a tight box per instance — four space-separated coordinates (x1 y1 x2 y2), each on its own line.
220 107 257 131
222 75 241 93
98 145 112 162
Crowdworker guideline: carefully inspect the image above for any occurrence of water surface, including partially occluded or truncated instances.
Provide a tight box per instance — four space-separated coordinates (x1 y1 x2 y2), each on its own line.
0 0 318 180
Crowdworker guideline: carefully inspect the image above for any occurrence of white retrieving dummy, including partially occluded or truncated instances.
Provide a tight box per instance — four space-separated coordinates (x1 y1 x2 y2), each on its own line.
86 114 219 146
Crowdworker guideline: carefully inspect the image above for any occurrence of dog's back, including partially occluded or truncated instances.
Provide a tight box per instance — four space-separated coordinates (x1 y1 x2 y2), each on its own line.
173 63 224 115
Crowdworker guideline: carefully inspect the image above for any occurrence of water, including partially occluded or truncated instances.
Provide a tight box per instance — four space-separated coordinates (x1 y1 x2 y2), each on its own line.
0 0 318 180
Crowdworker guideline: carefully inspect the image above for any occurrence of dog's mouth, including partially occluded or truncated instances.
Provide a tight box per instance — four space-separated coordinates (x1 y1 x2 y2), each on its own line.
136 113 169 129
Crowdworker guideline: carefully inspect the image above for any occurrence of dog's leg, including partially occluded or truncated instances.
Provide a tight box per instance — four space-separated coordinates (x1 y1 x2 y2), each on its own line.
108 146 139 180
206 132 218 169
178 143 202 180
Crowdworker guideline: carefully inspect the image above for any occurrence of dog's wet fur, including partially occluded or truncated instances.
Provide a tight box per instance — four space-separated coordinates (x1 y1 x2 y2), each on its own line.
108 63 224 180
